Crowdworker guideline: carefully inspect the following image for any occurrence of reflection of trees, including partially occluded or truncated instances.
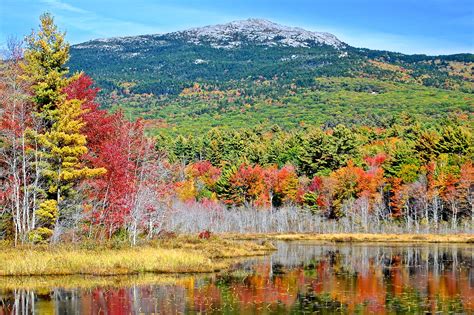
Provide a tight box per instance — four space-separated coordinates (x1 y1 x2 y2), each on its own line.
0 289 36 315
0 244 472 314
0 285 189 314
228 243 473 313
231 262 300 312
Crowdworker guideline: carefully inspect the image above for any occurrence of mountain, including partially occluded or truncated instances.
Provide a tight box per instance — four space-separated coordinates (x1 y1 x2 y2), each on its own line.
68 19 473 135
167 18 345 49
75 18 345 50
70 18 354 91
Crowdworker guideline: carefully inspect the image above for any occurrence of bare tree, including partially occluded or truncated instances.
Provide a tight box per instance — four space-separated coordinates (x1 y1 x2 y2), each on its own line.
0 37 44 245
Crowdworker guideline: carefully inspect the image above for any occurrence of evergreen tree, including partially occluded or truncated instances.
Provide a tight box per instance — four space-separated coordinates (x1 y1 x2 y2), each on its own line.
436 125 471 156
21 13 105 241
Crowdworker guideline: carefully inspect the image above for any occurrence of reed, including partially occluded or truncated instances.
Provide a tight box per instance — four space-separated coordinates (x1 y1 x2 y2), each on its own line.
0 237 275 276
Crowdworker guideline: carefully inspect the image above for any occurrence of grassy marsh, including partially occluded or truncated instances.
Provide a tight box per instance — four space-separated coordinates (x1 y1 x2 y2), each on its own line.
0 237 275 277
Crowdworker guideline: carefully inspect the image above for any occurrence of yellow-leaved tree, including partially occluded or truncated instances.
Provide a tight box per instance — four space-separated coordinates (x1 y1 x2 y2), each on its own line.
21 13 105 242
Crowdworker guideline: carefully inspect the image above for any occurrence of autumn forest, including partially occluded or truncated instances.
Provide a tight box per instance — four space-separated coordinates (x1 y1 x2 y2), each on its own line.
0 14 473 246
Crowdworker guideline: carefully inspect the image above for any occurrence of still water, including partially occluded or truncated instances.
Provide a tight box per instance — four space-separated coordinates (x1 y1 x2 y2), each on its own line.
1 242 473 314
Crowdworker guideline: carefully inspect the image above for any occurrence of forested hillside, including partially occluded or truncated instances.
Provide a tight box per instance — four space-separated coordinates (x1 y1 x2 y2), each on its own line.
68 19 473 135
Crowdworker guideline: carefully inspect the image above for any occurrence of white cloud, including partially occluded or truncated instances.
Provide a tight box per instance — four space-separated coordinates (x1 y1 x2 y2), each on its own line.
38 0 161 42
40 0 88 14
56 14 160 40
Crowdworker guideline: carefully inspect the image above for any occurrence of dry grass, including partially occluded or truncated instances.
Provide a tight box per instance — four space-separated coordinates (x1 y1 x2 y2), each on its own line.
222 233 474 243
156 236 276 258
0 237 275 277
0 247 219 276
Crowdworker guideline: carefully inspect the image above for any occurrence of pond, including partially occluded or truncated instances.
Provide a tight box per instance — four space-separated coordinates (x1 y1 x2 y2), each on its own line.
1 242 473 314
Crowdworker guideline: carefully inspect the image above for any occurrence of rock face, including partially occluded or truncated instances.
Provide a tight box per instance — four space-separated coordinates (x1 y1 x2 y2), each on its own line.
73 18 346 51
169 18 345 49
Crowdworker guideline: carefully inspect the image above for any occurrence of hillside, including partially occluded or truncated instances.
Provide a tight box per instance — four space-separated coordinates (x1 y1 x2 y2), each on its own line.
68 18 473 135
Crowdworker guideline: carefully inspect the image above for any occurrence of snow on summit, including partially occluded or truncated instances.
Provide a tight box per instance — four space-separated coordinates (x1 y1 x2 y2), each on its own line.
73 19 346 51
171 18 345 49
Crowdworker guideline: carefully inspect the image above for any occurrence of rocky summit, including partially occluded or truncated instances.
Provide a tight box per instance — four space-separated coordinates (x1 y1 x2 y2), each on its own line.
169 18 345 49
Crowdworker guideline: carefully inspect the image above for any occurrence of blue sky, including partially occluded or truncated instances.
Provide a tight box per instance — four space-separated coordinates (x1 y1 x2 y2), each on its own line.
1 0 473 55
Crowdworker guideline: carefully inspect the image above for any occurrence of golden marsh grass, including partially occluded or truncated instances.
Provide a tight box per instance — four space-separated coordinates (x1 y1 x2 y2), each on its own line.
0 237 275 277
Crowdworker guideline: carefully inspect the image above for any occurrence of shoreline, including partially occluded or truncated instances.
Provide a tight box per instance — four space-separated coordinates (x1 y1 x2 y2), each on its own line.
0 273 198 291
0 237 275 277
223 232 474 243
1 232 473 278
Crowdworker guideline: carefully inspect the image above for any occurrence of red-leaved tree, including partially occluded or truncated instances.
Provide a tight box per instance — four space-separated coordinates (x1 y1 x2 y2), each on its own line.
65 74 159 239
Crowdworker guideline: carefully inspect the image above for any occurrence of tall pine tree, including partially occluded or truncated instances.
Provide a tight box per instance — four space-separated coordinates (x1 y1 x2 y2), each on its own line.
21 13 105 241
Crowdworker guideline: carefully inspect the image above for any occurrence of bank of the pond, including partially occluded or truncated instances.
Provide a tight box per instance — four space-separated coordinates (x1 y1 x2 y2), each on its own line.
3 233 472 277
0 274 191 291
223 233 474 243
0 237 275 277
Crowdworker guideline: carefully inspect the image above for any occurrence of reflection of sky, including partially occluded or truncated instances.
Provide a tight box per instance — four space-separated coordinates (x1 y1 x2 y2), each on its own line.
1 0 473 55
1 242 473 313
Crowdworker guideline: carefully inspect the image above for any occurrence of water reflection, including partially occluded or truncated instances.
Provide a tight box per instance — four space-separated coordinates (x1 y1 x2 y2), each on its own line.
1 242 473 314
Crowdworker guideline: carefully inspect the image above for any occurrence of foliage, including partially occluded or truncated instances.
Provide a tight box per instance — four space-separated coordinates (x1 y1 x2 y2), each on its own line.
18 14 106 240
67 31 473 136
0 14 473 245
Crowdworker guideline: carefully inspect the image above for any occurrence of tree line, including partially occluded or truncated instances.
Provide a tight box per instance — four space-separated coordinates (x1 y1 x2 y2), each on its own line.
161 118 473 226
